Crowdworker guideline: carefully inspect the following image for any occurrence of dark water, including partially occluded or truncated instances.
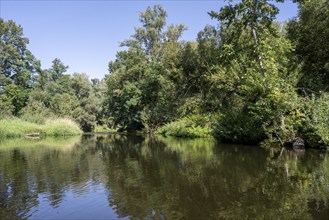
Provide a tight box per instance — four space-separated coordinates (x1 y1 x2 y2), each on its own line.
0 134 328 219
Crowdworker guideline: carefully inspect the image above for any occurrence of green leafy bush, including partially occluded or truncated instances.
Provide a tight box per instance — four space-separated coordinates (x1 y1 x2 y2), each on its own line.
157 114 212 138
94 124 117 132
212 108 267 144
298 94 329 148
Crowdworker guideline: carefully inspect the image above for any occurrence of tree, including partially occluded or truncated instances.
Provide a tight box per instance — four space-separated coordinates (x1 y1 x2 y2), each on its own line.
209 0 302 76
71 73 99 131
48 58 69 81
104 5 186 131
0 84 26 117
205 1 309 144
287 0 329 92
0 19 39 115
122 5 167 60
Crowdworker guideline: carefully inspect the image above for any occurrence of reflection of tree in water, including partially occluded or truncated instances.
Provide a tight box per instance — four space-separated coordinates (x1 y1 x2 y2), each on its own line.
0 135 328 219
0 136 106 219
0 149 38 219
265 148 329 219
100 135 329 219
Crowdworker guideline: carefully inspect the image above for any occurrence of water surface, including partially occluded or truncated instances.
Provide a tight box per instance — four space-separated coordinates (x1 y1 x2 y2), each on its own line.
0 134 328 219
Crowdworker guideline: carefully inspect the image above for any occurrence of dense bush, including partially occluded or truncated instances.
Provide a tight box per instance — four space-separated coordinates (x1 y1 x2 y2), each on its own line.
212 109 267 144
157 115 212 138
94 124 117 133
298 94 329 148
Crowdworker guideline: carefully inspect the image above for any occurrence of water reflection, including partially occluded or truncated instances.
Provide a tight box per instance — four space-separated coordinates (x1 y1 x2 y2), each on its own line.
0 134 328 219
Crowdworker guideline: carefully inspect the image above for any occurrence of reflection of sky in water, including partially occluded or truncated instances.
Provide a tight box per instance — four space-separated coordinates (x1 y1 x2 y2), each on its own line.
27 181 126 219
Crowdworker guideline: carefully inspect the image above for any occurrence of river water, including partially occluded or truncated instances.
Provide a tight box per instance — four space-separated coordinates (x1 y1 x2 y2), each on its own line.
0 134 328 219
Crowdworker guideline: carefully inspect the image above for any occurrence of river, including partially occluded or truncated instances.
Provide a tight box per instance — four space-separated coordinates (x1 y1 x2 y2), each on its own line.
0 134 328 219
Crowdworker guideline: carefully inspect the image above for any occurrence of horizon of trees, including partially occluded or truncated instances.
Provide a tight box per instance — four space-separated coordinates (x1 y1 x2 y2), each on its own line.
1 0 329 148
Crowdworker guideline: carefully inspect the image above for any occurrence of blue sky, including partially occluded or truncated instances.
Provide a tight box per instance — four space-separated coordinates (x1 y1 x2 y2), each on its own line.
1 0 298 79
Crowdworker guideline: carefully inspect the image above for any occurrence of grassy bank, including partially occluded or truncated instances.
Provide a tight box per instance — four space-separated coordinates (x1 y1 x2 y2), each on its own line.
0 118 82 139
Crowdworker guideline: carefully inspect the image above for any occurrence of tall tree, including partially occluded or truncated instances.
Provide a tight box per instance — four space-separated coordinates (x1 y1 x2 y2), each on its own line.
287 0 329 92
0 19 39 116
104 5 186 131
122 5 167 60
209 0 302 76
71 73 99 131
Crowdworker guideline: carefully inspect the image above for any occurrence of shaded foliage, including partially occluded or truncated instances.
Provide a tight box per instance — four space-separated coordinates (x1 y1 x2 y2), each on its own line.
287 0 329 92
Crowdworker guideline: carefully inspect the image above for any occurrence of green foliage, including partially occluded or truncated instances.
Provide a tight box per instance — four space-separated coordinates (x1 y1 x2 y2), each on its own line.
105 78 143 131
70 73 99 131
287 0 329 92
0 19 40 115
157 115 212 138
101 3 329 148
22 65 100 132
298 94 329 148
0 19 33 87
0 82 28 116
140 73 178 132
19 99 53 124
0 46 100 132
213 109 267 144
104 5 185 132
210 21 300 144
48 58 69 81
202 0 329 148
94 124 117 133
243 89 329 148
0 118 82 139
50 93 79 116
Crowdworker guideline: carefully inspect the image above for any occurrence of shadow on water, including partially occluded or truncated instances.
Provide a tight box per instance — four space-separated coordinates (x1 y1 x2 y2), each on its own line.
0 134 328 219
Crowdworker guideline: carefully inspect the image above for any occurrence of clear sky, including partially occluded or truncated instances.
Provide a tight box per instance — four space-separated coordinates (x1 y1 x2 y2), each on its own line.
0 0 298 79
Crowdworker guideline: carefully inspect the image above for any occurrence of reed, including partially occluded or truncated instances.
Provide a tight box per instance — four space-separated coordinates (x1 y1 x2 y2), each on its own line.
0 118 82 139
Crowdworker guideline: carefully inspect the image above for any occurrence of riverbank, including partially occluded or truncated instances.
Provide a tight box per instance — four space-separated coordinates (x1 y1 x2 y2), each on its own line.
0 118 82 139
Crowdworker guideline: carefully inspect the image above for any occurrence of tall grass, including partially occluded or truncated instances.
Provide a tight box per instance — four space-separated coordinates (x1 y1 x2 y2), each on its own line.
0 118 82 139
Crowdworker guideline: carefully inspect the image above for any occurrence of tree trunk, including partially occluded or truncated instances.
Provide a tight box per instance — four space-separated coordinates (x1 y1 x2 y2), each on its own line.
251 0 266 77
251 28 265 76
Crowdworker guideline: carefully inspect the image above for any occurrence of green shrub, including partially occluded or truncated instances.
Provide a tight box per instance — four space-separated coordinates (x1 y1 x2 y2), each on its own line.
94 124 117 132
157 114 212 138
212 109 267 144
258 92 329 149
298 94 329 148
19 98 53 124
